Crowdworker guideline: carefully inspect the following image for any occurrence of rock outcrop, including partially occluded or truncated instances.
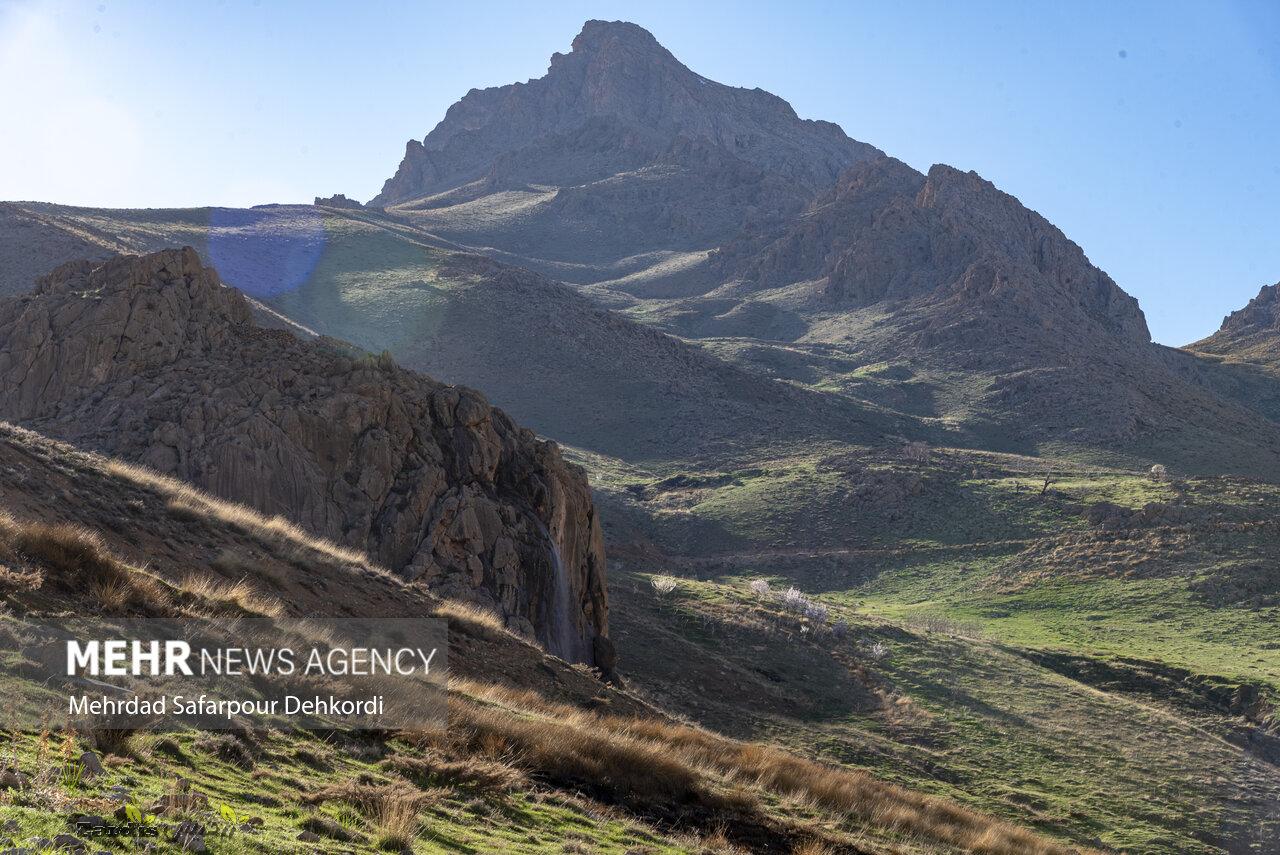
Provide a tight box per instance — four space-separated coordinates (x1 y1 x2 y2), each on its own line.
1192 283 1280 369
313 194 364 210
0 248 611 667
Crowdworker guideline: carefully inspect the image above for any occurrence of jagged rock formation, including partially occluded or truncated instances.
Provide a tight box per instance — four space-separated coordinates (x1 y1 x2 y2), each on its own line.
0 248 611 667
371 20 880 270
717 156 1150 346
696 156 1280 467
1192 283 1280 369
314 193 364 210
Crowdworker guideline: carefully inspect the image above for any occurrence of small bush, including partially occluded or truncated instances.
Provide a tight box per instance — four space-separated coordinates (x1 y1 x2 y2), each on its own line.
780 587 808 613
1149 463 1169 482
803 601 829 625
195 733 256 769
374 793 421 851
748 579 770 597
91 727 137 757
383 752 524 792
866 641 891 661
650 575 679 596
901 441 931 464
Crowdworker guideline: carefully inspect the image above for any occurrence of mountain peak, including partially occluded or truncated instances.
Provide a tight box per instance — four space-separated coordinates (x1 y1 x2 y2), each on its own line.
570 19 665 54
371 21 877 207
1192 281 1280 365
1221 282 1280 335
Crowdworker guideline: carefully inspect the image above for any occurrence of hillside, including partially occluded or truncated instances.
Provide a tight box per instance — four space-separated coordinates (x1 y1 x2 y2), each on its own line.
0 248 612 667
644 157 1280 477
0 422 1101 855
0 203 904 465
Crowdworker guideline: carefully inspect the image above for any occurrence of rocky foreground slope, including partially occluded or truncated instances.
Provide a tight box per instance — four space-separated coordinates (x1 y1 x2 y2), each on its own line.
0 248 611 668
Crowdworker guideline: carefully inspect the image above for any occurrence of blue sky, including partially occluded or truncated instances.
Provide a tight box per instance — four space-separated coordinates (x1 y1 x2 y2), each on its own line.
0 0 1276 345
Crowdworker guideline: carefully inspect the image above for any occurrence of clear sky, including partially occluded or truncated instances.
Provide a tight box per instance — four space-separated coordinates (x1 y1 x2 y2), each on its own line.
0 0 1276 345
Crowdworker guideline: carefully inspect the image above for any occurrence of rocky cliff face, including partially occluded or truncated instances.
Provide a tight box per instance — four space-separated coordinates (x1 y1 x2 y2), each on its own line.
1218 284 1280 336
718 156 1150 347
0 248 611 668
1193 283 1280 369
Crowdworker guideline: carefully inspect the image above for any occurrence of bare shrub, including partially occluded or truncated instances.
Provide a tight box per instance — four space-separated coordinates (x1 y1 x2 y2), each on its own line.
901 441 931 464
748 579 771 598
831 620 850 640
866 641 891 661
906 613 984 638
1149 464 1169 482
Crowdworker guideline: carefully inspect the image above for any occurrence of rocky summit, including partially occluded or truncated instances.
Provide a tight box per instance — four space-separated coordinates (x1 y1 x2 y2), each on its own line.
372 20 880 267
1192 282 1280 369
0 248 611 668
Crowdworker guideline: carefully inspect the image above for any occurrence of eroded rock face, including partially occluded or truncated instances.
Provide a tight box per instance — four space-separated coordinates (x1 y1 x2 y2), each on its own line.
0 248 609 665
1193 283 1280 369
718 156 1150 345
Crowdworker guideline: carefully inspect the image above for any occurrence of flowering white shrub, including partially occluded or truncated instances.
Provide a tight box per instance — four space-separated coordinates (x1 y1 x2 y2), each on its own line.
749 579 771 597
867 641 891 661
781 587 808 613
804 601 829 624
650 575 678 596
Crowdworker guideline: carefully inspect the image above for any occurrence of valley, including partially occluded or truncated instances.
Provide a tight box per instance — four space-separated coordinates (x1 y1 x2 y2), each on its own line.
1 15 1277 855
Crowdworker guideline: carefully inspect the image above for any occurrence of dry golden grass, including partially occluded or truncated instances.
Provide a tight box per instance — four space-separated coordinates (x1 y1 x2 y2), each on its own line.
372 791 422 851
383 751 525 792
0 510 290 621
0 513 167 611
448 679 1092 855
432 599 516 640
305 779 435 850
789 841 832 855
102 457 373 569
176 574 284 618
449 693 726 808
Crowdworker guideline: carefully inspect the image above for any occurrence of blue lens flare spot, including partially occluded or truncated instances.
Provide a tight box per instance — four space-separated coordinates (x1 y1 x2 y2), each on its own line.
207 207 327 298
